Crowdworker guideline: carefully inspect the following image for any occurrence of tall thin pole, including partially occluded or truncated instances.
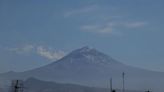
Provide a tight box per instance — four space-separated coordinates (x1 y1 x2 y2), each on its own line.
13 80 24 92
14 80 19 92
122 72 125 92
110 78 113 92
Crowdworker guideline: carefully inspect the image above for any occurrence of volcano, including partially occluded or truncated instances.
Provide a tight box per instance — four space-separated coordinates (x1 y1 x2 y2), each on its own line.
1 46 164 91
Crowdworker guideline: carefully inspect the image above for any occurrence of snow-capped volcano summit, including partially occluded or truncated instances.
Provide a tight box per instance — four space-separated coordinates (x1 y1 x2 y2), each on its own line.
59 46 121 65
74 46 93 53
68 46 103 57
67 46 98 57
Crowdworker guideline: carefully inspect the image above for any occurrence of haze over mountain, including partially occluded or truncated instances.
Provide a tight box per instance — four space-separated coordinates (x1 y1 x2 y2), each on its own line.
0 47 164 92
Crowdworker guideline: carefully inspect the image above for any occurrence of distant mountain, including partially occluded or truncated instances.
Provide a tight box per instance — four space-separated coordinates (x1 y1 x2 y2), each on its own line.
24 77 140 92
24 77 108 92
1 46 164 92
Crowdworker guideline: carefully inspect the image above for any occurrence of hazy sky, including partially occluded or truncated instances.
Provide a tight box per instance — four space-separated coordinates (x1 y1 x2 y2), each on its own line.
0 0 164 73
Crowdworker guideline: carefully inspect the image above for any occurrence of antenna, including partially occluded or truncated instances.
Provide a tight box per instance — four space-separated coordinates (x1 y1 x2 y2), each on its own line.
122 72 125 92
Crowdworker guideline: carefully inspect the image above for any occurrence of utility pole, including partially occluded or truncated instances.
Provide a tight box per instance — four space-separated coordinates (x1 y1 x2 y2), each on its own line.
122 72 125 92
14 80 19 92
12 80 24 92
110 78 113 92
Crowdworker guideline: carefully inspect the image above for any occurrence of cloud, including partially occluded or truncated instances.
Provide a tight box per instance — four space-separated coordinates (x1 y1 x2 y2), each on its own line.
64 5 98 18
63 4 148 35
81 21 147 35
8 44 34 54
124 22 147 28
81 24 113 34
7 45 66 61
36 46 66 61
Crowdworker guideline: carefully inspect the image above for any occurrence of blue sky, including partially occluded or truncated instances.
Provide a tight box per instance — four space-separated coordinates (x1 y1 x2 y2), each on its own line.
0 0 164 73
